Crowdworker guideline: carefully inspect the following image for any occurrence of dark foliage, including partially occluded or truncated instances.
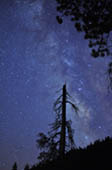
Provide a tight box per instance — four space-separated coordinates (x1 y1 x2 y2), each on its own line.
36 132 59 163
56 0 112 58
30 136 112 170
107 62 112 90
55 0 112 88
12 162 17 170
24 164 30 170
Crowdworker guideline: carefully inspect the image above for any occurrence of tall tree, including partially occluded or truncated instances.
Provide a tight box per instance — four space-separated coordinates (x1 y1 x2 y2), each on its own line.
36 84 78 161
12 162 17 170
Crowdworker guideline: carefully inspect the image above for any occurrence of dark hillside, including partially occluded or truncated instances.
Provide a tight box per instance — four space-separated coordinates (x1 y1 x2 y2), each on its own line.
30 136 112 170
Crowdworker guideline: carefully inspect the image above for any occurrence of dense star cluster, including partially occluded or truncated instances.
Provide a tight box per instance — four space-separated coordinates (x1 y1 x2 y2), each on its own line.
0 0 112 170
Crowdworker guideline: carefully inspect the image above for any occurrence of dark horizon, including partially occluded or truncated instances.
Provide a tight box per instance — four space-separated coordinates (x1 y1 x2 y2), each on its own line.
27 136 112 170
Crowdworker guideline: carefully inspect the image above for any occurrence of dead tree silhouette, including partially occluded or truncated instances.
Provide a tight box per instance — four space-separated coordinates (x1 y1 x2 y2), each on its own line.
36 84 79 162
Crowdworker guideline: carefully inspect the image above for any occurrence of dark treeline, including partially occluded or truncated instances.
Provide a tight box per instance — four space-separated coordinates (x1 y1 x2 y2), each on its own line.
29 136 112 170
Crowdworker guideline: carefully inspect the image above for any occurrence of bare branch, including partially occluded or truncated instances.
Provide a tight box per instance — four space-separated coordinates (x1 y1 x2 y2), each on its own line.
66 121 76 149
66 91 73 100
53 100 62 111
49 120 61 133
54 105 62 113
66 101 79 114
50 132 61 139
55 88 62 93
55 94 62 102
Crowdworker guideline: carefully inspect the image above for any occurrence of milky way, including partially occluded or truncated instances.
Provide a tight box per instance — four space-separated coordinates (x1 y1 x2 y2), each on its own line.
0 0 112 170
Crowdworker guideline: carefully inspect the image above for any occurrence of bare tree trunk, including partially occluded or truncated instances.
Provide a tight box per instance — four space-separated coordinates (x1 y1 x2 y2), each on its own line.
60 84 66 158
37 83 78 162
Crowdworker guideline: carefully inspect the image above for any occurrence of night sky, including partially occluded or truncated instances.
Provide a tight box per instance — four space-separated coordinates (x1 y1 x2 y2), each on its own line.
0 0 112 170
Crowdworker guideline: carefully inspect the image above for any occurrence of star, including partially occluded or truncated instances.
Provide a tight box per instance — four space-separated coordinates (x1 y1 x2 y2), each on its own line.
0 1 112 170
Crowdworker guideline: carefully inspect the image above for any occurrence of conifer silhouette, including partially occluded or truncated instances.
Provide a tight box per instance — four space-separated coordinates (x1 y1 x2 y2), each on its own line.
24 164 30 170
12 162 17 170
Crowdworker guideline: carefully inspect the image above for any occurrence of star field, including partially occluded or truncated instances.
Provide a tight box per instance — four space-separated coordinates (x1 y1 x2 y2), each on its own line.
0 0 112 170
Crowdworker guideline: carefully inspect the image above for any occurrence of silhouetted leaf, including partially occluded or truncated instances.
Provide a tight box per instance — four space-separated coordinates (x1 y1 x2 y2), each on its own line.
56 16 63 24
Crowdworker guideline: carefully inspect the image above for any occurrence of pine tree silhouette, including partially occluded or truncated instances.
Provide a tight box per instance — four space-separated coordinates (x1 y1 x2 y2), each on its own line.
12 162 17 170
24 164 30 170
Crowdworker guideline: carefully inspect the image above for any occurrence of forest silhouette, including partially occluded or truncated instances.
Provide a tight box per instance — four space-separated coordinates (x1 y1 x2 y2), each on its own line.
12 85 112 170
30 136 112 170
12 136 112 170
